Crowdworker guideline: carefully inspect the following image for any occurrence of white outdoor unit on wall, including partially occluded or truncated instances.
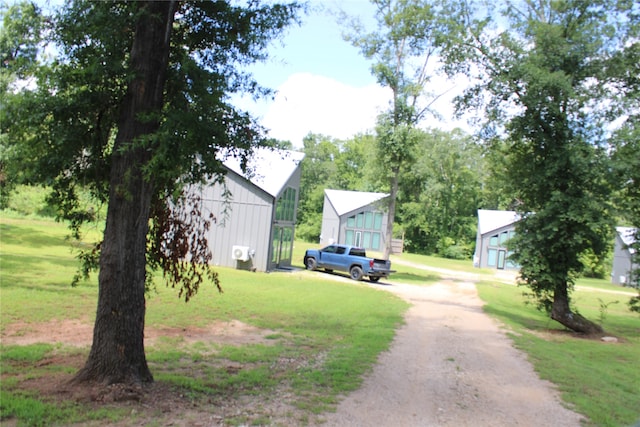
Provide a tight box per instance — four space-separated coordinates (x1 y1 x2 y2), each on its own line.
231 245 250 262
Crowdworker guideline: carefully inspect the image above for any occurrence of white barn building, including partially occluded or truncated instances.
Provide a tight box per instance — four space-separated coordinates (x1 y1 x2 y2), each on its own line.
319 189 390 252
195 148 304 272
474 209 520 270
612 226 638 285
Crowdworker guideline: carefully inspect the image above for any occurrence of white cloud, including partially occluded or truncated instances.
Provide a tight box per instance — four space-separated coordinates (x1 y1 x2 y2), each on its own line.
236 72 475 148
260 73 391 146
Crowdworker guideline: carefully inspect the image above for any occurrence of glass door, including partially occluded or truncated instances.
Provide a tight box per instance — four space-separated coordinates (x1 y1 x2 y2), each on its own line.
497 250 506 270
272 225 293 268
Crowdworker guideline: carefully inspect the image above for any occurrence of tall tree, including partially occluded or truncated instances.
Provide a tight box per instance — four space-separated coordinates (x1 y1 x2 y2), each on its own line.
297 133 341 241
398 128 482 256
2 0 300 384
334 133 376 192
442 0 635 333
341 0 452 258
0 1 44 204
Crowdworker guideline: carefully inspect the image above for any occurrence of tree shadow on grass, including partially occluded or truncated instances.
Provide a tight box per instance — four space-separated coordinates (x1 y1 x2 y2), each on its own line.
1 224 69 249
482 305 552 332
389 271 440 286
0 252 83 291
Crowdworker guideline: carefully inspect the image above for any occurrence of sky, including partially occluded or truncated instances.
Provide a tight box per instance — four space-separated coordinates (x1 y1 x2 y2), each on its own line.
33 0 469 148
233 0 470 147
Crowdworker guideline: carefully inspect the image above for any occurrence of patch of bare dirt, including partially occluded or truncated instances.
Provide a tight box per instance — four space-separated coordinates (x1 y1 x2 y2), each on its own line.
1 318 277 348
2 319 306 426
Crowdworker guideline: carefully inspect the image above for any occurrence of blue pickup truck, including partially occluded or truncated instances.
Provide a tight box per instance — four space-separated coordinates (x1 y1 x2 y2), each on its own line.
303 244 394 282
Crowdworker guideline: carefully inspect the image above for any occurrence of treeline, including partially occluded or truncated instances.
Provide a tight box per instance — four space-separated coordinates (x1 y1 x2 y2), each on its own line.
292 127 635 282
295 129 492 258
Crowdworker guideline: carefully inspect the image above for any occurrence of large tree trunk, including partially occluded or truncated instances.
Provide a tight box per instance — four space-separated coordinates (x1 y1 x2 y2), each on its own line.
74 1 177 385
551 281 604 335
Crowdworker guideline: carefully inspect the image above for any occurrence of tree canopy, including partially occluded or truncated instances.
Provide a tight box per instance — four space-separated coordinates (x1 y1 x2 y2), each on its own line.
439 0 638 332
341 0 456 258
1 0 302 384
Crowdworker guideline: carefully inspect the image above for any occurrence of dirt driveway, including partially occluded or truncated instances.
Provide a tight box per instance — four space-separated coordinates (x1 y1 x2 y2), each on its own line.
319 276 585 426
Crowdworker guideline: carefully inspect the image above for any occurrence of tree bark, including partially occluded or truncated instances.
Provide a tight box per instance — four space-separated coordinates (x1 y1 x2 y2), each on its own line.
551 281 604 335
74 1 177 385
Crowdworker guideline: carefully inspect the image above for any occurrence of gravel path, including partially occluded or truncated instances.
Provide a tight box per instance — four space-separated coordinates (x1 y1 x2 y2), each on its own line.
319 278 585 427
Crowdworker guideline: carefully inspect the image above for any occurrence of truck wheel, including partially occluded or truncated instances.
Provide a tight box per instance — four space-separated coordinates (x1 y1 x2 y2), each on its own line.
305 257 317 270
349 266 364 281
369 276 380 283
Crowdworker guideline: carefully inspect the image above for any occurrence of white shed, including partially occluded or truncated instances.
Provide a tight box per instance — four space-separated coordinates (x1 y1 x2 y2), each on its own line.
320 189 389 252
194 148 304 272
474 209 520 270
612 226 638 285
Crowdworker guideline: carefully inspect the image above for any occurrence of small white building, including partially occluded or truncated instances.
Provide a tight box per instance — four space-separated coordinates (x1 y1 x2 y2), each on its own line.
319 189 390 252
474 209 520 270
612 226 638 285
194 148 305 272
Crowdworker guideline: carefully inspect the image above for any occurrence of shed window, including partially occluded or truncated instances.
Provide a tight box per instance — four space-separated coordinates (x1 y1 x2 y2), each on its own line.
363 232 371 248
372 233 381 250
346 211 385 250
374 213 383 230
365 212 373 229
275 187 296 222
345 230 354 245
487 249 497 267
500 231 509 245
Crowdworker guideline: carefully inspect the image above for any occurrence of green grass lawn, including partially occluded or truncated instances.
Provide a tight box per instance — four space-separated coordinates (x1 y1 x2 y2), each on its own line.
0 215 409 426
476 281 640 427
2 209 639 426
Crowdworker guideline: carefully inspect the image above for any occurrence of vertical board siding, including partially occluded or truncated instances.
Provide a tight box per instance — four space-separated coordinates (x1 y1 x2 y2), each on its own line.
320 195 340 245
201 172 273 272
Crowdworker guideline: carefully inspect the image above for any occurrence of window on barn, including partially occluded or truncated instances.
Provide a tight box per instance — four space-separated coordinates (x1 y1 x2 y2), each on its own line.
345 210 385 250
499 231 509 245
487 249 497 266
374 213 383 230
486 230 518 269
346 229 353 245
275 187 296 222
365 212 373 229
372 232 381 250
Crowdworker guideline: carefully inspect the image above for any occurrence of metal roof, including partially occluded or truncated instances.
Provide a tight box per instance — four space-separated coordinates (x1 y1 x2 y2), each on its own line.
616 226 638 254
325 189 389 216
223 148 305 198
477 209 520 235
